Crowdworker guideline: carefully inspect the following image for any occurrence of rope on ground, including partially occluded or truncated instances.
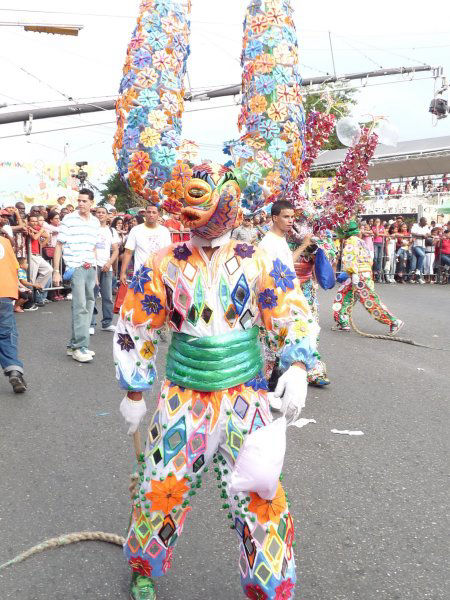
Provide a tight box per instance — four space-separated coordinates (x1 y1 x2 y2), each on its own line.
0 531 126 571
348 307 441 350
0 472 139 572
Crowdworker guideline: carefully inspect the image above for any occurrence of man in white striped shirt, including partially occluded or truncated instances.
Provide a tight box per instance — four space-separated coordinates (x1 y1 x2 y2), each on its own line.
53 189 100 363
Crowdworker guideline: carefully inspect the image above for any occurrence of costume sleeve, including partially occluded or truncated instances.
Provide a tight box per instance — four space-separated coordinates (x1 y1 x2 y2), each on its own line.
341 238 359 274
257 249 318 372
113 253 168 392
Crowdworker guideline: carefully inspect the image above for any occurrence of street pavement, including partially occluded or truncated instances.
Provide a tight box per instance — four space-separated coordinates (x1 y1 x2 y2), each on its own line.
0 284 448 600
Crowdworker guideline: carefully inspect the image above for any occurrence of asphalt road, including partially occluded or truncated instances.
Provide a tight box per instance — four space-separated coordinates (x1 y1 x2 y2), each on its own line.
0 284 448 600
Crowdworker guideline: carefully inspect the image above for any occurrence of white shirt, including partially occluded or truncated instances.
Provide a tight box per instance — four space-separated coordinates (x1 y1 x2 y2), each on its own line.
57 212 100 268
96 225 120 269
259 230 295 272
411 224 430 248
125 223 171 273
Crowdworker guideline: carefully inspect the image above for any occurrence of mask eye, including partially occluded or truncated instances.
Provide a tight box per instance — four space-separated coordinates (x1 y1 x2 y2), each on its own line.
189 188 207 199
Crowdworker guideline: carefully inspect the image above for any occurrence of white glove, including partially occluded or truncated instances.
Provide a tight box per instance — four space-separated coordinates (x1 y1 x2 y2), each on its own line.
120 396 147 435
351 273 360 286
274 364 308 424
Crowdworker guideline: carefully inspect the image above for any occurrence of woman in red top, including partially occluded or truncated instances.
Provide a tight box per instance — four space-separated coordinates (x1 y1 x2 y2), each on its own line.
372 218 386 282
439 230 450 283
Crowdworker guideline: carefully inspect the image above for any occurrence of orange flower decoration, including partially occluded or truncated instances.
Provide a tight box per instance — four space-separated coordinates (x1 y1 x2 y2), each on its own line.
163 198 183 214
129 172 145 191
162 180 184 200
146 474 189 514
131 151 151 175
248 483 286 525
255 53 276 74
249 95 268 115
171 162 193 184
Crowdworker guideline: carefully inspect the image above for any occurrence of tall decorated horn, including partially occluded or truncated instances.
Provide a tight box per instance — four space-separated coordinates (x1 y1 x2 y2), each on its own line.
229 0 305 212
114 0 196 205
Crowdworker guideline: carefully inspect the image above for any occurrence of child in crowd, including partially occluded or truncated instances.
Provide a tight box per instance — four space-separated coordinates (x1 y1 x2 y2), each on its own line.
15 257 39 312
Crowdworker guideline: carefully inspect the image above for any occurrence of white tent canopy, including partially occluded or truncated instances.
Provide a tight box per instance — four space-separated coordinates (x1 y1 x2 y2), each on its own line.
312 135 450 180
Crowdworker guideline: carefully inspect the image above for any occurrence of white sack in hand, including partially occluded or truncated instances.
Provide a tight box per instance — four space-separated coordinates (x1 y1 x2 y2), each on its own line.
229 416 286 501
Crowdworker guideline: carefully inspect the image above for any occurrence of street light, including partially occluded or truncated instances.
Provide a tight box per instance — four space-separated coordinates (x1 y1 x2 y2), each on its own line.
0 22 84 36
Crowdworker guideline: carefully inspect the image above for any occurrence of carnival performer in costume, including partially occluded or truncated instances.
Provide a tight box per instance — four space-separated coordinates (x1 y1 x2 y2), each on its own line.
113 1 318 598
333 220 404 334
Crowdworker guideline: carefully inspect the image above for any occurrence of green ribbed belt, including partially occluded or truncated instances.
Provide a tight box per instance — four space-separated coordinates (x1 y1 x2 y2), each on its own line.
166 326 263 391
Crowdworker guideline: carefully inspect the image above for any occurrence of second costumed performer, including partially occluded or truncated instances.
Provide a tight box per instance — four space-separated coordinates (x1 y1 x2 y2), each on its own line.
113 1 318 598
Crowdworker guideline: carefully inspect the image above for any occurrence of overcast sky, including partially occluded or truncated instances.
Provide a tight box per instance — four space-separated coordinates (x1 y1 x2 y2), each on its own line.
0 0 449 171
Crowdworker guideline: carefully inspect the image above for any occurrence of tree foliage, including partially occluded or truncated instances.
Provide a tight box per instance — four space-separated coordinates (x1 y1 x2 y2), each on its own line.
100 172 145 212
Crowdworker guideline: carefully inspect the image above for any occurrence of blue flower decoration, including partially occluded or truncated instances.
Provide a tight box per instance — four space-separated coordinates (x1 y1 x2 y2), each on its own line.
270 259 296 292
245 371 269 391
244 183 263 203
117 333 135 352
272 66 291 85
258 288 278 310
255 75 276 95
147 30 169 51
128 107 148 128
245 39 263 59
129 265 152 295
147 166 169 188
235 243 255 259
141 294 163 316
119 71 136 93
138 89 160 109
151 145 177 169
123 127 140 149
162 70 180 89
133 49 152 69
173 244 192 261
161 130 181 148
245 114 263 132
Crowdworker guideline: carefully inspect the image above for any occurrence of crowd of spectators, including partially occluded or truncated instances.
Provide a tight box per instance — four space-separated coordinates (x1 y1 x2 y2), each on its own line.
0 193 190 316
358 216 450 284
369 174 449 200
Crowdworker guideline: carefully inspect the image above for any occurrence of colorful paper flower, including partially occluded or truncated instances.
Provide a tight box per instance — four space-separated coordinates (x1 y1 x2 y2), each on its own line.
254 53 276 74
258 288 278 310
272 65 291 85
248 483 286 524
146 30 169 51
267 101 288 122
171 162 193 184
256 150 274 168
162 180 184 200
138 89 160 109
255 75 276 95
141 294 163 316
245 583 268 600
128 107 148 128
129 556 153 577
133 49 153 69
140 340 155 360
245 371 268 391
131 151 151 175
136 67 158 89
148 109 168 130
270 258 296 292
268 138 288 159
248 95 267 115
161 91 179 113
152 145 176 168
275 579 295 600
145 473 189 514
235 243 255 259
243 162 262 184
123 127 140 149
161 129 181 148
140 127 161 147
130 265 152 295
147 166 169 187
173 243 192 261
117 333 135 352
163 198 183 214
245 39 263 59
261 29 282 48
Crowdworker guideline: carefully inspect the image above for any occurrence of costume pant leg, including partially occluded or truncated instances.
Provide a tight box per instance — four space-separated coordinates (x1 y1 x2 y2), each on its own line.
124 379 297 599
332 281 354 327
301 280 326 382
354 275 397 326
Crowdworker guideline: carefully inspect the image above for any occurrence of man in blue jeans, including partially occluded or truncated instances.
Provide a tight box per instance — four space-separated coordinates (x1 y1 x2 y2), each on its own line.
0 236 27 393
410 217 430 284
53 189 100 363
89 206 119 334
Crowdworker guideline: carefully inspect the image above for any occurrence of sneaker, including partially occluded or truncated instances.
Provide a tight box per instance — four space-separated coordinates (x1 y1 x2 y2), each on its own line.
309 377 331 387
67 347 95 357
390 320 404 335
72 348 94 363
24 304 39 311
334 324 350 331
35 302 45 307
101 324 116 332
8 370 27 393
89 327 95 335
417 277 425 285
43 299 51 304
130 573 156 600
65 293 72 300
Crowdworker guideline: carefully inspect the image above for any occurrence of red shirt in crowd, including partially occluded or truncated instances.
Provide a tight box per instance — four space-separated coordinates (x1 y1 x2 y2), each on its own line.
441 237 450 255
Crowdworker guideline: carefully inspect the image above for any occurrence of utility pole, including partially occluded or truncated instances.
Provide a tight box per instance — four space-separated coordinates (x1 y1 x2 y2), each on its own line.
328 31 337 79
